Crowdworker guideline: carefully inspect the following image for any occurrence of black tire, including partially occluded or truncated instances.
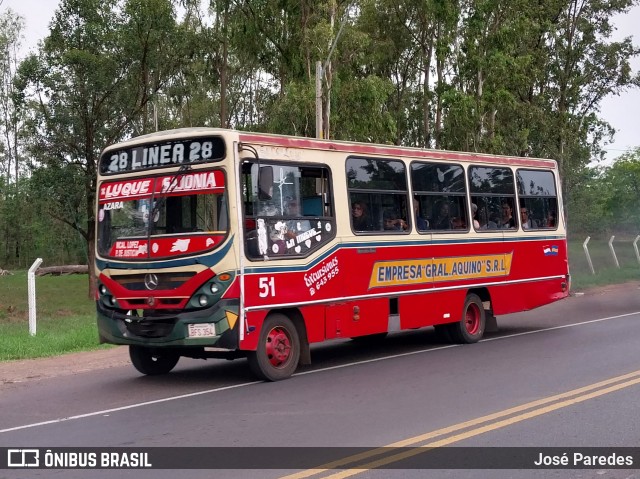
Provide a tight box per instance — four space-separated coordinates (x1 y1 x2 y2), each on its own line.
248 314 300 381
129 345 180 375
448 294 485 344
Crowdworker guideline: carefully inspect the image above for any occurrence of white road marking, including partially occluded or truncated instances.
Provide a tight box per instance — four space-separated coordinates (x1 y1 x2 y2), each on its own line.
0 381 260 433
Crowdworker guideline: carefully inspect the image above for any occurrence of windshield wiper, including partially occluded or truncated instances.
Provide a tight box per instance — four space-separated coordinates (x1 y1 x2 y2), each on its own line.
148 163 192 235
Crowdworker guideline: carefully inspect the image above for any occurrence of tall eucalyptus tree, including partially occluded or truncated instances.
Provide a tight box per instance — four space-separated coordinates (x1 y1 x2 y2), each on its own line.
14 0 185 295
0 8 23 267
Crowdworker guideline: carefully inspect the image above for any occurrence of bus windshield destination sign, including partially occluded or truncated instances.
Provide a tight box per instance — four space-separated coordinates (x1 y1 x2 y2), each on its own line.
100 137 226 174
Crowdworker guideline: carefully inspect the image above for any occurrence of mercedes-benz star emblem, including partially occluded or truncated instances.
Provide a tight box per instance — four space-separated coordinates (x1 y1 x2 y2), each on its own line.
144 273 159 290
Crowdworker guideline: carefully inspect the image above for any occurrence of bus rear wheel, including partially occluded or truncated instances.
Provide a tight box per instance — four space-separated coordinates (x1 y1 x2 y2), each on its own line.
448 294 485 344
129 346 180 375
248 314 300 381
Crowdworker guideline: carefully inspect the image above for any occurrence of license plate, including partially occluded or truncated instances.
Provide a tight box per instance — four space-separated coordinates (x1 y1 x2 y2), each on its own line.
188 323 216 338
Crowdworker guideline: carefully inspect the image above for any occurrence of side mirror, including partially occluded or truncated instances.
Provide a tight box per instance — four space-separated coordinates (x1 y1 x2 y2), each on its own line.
258 166 273 200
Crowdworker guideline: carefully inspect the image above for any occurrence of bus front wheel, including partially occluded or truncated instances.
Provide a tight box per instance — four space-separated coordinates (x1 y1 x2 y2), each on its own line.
129 345 180 375
449 294 485 344
248 314 300 381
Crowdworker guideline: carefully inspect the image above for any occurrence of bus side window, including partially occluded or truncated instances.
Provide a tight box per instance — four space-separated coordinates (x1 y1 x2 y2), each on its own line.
243 162 336 259
411 161 466 233
516 169 558 230
346 156 408 234
469 165 516 232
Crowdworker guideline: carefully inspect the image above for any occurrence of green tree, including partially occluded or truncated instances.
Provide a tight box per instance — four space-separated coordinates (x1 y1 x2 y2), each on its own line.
14 0 183 296
0 8 24 268
598 148 640 233
566 165 609 235
442 0 640 213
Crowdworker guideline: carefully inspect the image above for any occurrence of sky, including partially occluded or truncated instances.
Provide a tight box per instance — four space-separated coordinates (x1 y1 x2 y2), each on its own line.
2 0 639 164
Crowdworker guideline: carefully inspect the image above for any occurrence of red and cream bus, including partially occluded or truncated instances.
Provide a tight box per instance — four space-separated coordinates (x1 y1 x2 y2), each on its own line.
95 128 570 381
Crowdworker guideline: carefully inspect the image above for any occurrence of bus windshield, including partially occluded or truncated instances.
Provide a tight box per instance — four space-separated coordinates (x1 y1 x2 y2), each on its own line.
97 169 228 259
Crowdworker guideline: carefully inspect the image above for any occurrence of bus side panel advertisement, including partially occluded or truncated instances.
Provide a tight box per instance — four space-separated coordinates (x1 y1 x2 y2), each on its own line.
242 238 566 311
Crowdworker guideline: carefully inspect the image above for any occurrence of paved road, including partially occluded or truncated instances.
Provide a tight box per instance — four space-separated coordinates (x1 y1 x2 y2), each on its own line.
1 283 640 478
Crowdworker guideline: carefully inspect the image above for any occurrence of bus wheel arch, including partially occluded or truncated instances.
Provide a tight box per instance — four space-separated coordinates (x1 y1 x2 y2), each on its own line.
248 311 305 381
279 308 311 366
468 287 498 333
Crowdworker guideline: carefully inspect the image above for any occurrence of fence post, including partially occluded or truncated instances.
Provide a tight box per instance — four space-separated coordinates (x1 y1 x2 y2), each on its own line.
28 258 43 336
608 235 620 268
634 236 640 266
582 237 595 275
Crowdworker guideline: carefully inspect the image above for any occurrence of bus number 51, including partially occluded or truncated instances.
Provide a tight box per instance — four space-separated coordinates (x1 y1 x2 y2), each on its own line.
258 277 276 297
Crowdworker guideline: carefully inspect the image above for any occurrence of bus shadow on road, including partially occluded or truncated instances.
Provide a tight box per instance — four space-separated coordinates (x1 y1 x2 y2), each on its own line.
300 328 462 373
124 323 539 385
299 322 542 375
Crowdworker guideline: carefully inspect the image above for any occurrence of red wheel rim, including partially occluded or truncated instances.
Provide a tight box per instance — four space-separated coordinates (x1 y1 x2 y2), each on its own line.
265 326 292 368
465 303 481 336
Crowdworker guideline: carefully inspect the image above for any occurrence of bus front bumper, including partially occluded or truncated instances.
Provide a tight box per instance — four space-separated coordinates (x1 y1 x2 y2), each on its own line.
96 299 240 349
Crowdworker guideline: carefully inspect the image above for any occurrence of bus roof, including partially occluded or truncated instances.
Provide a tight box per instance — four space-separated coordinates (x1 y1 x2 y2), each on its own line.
102 127 558 169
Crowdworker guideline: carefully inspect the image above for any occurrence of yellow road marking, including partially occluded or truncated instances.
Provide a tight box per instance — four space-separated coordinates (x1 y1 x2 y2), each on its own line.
280 369 640 479
324 376 640 478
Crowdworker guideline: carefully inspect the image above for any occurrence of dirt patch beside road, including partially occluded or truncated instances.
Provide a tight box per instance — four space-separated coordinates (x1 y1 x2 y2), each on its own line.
0 347 129 385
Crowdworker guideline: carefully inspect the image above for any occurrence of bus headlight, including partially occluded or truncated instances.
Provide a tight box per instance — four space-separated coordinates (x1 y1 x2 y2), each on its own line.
210 284 220 294
198 295 208 307
99 284 107 296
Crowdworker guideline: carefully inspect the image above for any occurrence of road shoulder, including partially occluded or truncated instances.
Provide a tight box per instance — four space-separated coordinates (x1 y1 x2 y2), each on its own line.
0 346 129 385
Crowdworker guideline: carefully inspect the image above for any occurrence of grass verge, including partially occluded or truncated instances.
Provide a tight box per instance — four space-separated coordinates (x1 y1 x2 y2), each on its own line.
0 272 111 361
568 237 640 290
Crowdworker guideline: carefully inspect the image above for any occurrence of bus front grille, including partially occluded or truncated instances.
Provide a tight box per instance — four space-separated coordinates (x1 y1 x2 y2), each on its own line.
124 318 177 338
111 272 196 291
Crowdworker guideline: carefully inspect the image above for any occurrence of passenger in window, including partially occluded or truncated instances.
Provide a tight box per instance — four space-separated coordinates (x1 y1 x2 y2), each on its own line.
383 209 408 231
520 207 538 229
478 208 498 229
545 210 556 228
471 203 480 229
432 201 452 230
413 198 429 230
500 201 516 229
259 203 279 217
351 201 374 231
451 217 466 229
285 198 311 239
490 211 501 228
